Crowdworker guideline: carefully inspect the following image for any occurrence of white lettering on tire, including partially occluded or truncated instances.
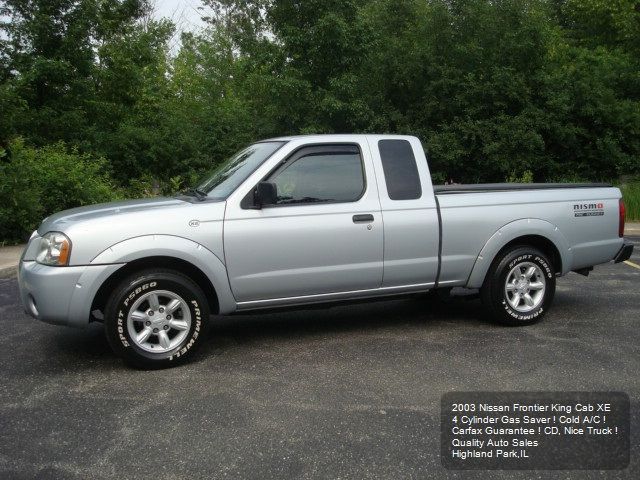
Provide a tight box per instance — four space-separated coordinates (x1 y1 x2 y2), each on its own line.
118 281 159 347
169 300 201 361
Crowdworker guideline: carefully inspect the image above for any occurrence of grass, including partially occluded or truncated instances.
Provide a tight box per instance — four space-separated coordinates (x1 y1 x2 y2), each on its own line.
621 181 640 221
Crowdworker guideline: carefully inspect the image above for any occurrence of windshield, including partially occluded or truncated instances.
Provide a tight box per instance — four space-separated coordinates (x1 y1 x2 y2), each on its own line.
196 141 285 199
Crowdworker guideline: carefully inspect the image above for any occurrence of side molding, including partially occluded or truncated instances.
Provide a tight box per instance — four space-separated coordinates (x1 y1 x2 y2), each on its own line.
91 235 237 314
465 218 572 289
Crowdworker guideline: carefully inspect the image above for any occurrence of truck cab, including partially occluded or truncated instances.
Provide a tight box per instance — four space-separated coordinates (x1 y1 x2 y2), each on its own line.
223 135 440 309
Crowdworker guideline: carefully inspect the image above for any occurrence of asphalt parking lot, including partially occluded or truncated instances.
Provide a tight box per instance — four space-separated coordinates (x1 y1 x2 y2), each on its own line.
0 238 638 480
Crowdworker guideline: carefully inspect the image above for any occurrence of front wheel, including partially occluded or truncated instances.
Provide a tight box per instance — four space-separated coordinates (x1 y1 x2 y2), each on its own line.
104 269 210 368
480 246 556 326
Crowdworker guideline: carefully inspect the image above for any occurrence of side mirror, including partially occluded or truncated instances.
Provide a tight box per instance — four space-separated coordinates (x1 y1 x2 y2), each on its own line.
255 181 277 208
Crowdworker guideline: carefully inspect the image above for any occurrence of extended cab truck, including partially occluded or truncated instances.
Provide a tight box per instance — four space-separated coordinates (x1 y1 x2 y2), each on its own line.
18 135 634 368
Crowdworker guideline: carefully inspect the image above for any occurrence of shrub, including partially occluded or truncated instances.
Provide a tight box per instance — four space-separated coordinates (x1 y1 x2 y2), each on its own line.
621 181 640 221
122 173 189 199
0 138 122 243
506 170 534 183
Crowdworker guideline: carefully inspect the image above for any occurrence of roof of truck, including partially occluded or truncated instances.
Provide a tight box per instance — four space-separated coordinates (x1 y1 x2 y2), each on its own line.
260 134 419 142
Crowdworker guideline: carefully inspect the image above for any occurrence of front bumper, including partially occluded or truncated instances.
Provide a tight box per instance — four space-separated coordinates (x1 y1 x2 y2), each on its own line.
18 260 123 328
614 242 634 263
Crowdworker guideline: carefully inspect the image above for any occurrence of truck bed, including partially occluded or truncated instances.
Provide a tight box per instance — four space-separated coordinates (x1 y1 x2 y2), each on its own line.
433 182 622 288
434 183 611 195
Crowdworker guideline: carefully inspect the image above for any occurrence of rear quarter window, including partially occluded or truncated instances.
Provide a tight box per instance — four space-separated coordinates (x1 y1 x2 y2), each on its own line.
378 139 422 200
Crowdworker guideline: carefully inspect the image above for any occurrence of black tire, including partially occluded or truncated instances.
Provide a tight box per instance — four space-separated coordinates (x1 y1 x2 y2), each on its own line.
104 269 210 369
480 246 556 326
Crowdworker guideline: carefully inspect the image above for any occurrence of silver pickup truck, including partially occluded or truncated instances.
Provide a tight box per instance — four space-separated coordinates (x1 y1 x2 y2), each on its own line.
18 134 633 368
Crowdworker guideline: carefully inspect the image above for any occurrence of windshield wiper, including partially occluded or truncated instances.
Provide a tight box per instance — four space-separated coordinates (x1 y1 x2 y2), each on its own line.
184 188 208 201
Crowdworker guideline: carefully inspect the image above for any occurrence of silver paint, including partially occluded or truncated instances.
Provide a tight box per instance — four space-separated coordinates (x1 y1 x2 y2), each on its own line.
18 134 625 328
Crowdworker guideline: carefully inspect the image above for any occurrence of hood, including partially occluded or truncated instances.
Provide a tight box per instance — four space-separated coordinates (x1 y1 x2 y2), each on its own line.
35 196 227 265
38 197 186 235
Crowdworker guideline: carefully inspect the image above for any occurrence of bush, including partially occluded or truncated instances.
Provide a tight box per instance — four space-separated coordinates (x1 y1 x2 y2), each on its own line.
0 138 122 243
506 170 534 183
621 181 640 222
121 173 190 199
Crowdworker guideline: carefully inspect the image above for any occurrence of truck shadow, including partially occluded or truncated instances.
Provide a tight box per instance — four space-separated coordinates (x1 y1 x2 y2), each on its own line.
48 322 114 361
40 288 605 373
47 294 483 367
199 294 484 355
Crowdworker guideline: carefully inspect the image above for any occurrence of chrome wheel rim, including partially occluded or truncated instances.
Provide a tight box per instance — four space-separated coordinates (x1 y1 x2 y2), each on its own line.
127 290 192 353
504 262 546 313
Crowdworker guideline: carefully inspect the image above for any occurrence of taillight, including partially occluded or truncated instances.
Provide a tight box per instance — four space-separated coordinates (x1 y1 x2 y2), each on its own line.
619 199 626 238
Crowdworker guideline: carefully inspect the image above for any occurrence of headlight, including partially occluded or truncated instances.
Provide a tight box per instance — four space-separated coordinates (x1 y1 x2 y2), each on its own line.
36 232 72 266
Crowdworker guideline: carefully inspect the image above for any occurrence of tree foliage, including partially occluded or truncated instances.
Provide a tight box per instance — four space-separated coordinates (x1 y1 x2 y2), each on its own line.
1 0 639 240
0 138 120 242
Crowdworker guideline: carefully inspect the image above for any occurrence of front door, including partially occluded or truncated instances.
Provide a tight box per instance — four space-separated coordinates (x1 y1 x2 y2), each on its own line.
224 142 383 303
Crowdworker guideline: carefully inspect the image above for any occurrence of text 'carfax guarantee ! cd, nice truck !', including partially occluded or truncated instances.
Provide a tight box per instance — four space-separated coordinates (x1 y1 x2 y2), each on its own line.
18 135 634 367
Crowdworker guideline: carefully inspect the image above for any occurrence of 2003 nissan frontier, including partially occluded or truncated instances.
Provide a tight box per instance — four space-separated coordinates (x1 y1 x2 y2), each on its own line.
18 135 634 367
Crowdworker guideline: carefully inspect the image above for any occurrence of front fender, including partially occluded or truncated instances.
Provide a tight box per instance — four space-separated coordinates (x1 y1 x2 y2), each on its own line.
465 219 572 289
91 235 236 314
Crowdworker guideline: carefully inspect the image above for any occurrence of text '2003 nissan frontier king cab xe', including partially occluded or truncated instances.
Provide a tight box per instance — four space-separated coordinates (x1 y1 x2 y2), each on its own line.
18 135 634 368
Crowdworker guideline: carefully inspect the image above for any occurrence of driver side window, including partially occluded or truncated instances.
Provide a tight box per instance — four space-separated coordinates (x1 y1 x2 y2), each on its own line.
269 145 365 205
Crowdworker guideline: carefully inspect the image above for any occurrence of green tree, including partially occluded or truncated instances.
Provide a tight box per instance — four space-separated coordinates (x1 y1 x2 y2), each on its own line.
1 0 639 237
201 0 640 181
0 138 120 242
0 0 152 146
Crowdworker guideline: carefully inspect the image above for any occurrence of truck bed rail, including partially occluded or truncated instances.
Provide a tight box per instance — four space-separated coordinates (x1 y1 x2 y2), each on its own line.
434 183 611 195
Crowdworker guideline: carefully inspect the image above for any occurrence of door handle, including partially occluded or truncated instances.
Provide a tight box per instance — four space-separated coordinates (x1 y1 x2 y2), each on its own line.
353 214 374 223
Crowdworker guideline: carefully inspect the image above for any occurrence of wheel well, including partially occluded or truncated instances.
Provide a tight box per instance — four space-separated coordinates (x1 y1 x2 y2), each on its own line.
91 256 220 319
497 235 563 274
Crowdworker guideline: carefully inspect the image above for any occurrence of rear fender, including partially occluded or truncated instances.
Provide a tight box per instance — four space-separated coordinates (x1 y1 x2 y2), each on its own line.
466 219 572 289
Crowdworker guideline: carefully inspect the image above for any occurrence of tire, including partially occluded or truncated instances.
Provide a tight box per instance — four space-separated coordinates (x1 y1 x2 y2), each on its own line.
480 246 555 326
104 269 210 369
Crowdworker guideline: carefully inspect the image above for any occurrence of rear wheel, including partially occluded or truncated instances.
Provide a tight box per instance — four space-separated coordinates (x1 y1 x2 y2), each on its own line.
104 269 210 368
480 246 555 326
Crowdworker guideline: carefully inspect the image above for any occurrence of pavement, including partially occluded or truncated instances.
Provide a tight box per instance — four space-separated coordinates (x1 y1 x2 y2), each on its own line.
0 236 638 479
625 221 640 235
0 244 24 279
